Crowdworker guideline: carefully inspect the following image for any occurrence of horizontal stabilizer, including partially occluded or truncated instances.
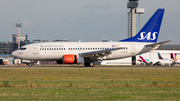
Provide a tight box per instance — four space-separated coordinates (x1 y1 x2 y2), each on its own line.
145 40 171 47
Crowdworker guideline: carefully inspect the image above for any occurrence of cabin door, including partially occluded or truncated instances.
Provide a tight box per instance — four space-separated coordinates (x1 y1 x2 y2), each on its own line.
33 45 38 54
131 44 135 54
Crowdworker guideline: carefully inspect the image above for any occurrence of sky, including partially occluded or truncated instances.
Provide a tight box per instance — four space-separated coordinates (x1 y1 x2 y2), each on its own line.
0 0 179 44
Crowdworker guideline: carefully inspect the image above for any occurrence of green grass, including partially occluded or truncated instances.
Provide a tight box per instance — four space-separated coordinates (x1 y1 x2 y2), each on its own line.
0 68 180 100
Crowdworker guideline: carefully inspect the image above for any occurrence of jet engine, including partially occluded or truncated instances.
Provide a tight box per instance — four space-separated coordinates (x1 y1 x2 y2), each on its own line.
61 54 84 64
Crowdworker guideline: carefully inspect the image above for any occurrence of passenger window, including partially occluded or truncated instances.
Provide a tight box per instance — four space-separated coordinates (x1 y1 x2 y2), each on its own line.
20 48 26 50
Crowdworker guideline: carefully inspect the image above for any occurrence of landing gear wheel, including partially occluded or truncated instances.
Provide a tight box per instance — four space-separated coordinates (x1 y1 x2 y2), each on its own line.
28 64 32 67
149 62 153 66
84 62 89 67
84 61 94 67
89 62 94 67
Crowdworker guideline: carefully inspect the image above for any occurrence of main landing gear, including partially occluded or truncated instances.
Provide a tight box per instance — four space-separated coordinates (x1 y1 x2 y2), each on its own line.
27 63 33 67
84 61 94 67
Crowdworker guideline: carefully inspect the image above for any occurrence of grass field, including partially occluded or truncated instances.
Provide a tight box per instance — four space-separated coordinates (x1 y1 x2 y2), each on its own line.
0 68 180 100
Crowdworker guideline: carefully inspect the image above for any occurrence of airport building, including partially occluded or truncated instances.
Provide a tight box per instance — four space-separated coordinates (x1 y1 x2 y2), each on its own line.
12 34 28 43
32 39 49 43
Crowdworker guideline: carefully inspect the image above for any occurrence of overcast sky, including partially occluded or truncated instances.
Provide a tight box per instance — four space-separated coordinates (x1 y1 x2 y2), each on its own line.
0 0 179 44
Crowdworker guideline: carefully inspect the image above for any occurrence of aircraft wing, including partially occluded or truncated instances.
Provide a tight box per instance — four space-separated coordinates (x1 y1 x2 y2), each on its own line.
79 47 124 58
145 40 171 47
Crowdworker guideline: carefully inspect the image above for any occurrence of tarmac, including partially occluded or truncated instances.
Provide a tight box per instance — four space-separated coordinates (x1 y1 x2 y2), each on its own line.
0 65 179 69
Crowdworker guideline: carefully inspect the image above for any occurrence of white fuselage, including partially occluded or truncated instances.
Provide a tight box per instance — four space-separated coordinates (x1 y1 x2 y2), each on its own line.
11 42 158 61
148 59 173 65
173 60 180 64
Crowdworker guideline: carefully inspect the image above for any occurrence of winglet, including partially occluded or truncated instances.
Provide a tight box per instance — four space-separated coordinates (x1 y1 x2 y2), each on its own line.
145 40 171 47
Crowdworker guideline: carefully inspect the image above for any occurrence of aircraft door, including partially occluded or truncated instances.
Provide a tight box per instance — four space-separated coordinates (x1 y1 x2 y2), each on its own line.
33 45 38 54
131 44 135 54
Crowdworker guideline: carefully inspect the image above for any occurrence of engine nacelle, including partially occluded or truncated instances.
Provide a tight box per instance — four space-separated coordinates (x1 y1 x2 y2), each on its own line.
62 54 84 64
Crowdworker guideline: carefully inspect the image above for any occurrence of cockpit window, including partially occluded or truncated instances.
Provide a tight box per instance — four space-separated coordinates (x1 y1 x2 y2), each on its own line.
20 48 26 50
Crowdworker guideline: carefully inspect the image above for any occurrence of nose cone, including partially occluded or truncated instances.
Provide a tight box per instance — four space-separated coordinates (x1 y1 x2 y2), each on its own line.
11 51 18 58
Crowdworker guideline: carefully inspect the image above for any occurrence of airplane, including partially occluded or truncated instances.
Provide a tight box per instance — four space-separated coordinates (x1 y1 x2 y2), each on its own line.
158 53 173 60
11 9 171 67
139 54 173 66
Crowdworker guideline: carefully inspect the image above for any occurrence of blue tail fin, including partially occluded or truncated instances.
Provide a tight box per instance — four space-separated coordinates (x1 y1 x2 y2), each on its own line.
119 9 165 43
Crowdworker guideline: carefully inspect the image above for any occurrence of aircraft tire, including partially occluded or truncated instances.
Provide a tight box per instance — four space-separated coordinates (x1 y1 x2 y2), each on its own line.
84 61 94 67
149 62 153 66
28 64 32 67
89 62 94 67
84 62 89 67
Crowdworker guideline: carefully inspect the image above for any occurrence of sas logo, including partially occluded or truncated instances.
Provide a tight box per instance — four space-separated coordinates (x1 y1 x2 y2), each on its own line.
19 52 23 54
138 32 158 40
112 45 120 48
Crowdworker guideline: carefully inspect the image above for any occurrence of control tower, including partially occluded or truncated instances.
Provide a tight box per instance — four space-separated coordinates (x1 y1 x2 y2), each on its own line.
127 0 138 38
127 0 138 65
